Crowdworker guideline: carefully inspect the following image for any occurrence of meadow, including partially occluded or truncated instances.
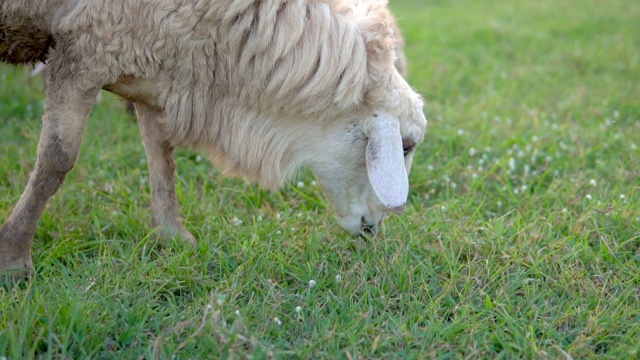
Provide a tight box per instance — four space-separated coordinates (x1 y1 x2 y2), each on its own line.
1 0 639 358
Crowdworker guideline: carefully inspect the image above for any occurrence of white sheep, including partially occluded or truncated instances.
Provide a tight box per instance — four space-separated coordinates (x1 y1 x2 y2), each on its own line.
0 0 427 280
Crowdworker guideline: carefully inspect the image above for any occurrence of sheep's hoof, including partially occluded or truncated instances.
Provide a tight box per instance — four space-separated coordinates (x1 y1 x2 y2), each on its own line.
153 226 197 245
180 230 197 245
0 266 34 289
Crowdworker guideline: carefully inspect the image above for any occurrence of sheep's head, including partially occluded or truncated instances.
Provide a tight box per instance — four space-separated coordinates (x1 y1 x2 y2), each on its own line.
307 73 426 235
298 0 426 235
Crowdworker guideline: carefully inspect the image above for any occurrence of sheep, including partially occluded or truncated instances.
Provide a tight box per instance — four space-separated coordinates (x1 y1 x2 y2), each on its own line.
0 0 427 280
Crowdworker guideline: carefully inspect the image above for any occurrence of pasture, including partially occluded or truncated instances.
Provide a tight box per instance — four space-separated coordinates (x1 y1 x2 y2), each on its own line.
1 0 639 358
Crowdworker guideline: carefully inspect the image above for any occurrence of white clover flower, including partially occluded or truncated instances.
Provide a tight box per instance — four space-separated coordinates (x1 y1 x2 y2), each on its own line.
310 180 317 186
631 143 638 150
620 194 626 199
440 205 446 211
457 129 464 136
231 217 243 226
235 310 241 316
195 154 203 163
273 318 282 325
308 280 316 288
469 147 477 156
508 158 516 172
589 179 597 187
472 173 479 179
295 306 302 313
335 275 342 282
297 181 305 188
586 194 593 201
427 165 434 171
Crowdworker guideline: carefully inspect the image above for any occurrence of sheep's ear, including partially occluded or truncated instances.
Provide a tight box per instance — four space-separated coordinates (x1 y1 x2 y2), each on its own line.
364 113 408 214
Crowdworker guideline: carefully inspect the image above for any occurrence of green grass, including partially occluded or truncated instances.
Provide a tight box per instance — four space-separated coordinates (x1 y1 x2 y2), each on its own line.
1 0 639 358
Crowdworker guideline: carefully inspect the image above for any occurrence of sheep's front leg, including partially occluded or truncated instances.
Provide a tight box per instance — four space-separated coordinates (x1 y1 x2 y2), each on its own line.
135 103 196 244
0 76 99 281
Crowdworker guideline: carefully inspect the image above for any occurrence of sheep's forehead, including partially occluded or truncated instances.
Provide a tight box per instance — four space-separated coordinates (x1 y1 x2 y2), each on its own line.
391 92 427 143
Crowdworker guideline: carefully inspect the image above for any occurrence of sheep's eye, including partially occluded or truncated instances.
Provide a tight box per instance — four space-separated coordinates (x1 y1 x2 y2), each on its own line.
403 139 416 157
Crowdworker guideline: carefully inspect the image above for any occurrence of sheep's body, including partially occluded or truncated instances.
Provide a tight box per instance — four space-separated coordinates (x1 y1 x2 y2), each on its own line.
0 0 426 280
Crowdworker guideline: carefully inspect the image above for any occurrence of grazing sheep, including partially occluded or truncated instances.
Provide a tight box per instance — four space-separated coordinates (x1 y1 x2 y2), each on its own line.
0 0 427 280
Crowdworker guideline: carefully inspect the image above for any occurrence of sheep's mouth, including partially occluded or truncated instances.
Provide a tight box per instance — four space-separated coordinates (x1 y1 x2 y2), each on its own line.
360 216 378 236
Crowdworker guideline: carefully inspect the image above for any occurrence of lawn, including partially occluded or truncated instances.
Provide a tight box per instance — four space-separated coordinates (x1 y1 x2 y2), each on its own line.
1 0 639 358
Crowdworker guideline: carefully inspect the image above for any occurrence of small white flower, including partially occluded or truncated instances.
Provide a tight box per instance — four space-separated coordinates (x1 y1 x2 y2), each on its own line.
295 306 302 313
309 280 316 288
589 179 597 187
235 310 241 316
310 180 317 186
472 173 479 179
620 194 626 199
532 135 539 142
273 317 282 325
631 143 638 150
562 208 568 213
427 165 434 171
335 275 342 282
297 181 305 188
497 201 503 208
457 129 464 136
217 297 225 306
586 194 593 200
508 158 516 172
231 216 243 226
290 227 296 231
195 155 203 163
469 147 477 156
276 230 282 235
440 205 446 211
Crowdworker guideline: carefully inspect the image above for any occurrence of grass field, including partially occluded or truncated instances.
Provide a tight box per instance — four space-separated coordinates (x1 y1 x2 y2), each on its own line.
1 0 639 358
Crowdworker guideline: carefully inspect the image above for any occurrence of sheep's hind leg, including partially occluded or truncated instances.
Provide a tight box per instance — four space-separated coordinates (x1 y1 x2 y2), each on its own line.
0 68 100 282
135 103 196 244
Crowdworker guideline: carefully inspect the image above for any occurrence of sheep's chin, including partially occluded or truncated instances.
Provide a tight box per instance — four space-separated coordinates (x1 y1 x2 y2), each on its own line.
338 216 365 235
